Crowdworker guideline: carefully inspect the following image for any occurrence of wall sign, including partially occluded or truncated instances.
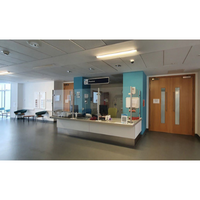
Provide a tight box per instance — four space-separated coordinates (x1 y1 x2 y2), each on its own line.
153 99 160 104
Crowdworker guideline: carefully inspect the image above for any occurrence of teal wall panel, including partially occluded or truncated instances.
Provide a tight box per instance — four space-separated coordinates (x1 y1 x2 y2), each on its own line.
123 71 147 134
74 77 91 113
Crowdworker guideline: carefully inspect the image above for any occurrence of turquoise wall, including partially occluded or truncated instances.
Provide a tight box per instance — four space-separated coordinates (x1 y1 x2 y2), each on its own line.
123 71 147 134
74 77 91 113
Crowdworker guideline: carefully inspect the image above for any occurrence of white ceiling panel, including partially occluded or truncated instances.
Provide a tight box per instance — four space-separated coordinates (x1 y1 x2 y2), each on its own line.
120 55 147 70
0 54 24 64
0 58 14 66
0 47 36 62
44 40 84 54
141 51 163 68
0 40 50 59
13 40 66 57
183 44 200 65
0 63 6 68
103 58 131 72
89 61 117 73
76 62 104 74
164 46 191 65
72 40 106 50
102 40 129 45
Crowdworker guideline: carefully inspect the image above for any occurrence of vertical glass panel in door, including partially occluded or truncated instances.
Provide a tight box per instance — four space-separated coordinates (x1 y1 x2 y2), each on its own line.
161 88 165 123
175 88 180 125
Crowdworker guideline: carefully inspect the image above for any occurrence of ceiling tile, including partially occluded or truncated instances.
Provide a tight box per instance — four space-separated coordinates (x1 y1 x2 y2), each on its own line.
44 40 84 54
103 58 131 72
183 44 200 65
72 40 106 50
164 46 191 65
14 40 66 57
0 54 24 64
0 46 36 62
102 40 129 45
76 62 103 74
89 61 117 73
0 58 14 65
141 51 163 68
0 40 50 59
120 55 147 70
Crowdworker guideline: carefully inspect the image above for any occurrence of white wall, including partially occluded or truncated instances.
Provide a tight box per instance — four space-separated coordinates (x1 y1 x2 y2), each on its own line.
10 83 19 118
146 72 198 135
21 81 54 121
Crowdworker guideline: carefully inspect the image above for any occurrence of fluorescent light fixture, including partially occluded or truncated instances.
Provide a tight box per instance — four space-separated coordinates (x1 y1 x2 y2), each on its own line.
0 71 9 75
96 49 137 58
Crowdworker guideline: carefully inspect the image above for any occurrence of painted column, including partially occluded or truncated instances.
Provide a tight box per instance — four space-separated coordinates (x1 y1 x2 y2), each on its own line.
123 71 147 134
74 77 91 114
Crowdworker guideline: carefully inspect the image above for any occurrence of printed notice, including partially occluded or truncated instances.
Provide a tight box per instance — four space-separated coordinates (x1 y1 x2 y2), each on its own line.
153 99 160 104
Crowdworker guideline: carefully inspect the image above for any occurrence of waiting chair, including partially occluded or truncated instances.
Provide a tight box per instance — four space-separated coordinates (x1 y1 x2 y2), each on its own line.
0 108 5 115
35 111 47 122
108 108 117 118
2 109 10 118
14 109 27 119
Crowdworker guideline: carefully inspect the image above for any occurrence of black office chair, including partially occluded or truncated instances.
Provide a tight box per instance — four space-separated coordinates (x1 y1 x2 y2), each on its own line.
70 105 78 113
99 105 108 116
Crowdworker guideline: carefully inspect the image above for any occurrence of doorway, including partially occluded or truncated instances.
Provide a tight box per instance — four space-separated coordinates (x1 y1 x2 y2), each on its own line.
63 83 74 112
149 75 195 135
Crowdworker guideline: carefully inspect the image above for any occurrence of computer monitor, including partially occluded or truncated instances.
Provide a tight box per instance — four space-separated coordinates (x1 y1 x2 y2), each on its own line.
70 105 78 113
99 105 108 116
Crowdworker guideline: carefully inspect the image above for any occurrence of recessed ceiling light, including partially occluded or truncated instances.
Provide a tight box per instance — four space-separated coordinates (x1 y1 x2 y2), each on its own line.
96 49 137 58
0 71 10 75
89 68 94 70
115 64 121 67
67 70 71 73
1 50 10 55
27 41 40 48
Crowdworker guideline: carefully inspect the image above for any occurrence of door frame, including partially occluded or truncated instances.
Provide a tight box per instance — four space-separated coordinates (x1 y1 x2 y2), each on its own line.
148 74 196 135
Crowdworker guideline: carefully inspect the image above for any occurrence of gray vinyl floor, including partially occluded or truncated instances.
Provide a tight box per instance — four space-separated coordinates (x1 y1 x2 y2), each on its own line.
0 117 200 160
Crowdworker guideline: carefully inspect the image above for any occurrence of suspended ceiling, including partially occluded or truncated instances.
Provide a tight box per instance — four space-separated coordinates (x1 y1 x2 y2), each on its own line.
0 39 200 83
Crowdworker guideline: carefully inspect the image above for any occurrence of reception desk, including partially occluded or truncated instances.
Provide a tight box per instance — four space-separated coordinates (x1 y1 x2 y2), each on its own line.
51 117 142 148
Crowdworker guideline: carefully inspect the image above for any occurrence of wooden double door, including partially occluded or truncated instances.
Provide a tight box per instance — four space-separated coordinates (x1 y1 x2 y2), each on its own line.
149 75 195 135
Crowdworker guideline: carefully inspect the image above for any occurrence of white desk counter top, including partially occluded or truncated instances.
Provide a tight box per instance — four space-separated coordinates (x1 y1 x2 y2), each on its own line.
51 116 141 127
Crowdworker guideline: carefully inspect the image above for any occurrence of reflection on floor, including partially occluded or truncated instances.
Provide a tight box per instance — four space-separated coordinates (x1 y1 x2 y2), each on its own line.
0 117 200 160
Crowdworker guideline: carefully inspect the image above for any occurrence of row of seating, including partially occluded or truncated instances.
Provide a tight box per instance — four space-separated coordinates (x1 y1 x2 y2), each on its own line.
14 109 47 121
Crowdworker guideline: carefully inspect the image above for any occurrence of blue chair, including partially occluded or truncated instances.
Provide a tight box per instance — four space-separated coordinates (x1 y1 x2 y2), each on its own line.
35 111 47 121
0 108 5 115
2 109 10 118
14 109 27 119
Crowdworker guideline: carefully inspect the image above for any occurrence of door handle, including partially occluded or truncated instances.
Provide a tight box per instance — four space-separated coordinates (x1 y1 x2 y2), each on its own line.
173 91 175 112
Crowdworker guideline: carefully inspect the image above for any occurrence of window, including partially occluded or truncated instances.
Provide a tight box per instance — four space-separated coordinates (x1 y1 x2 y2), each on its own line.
0 83 11 109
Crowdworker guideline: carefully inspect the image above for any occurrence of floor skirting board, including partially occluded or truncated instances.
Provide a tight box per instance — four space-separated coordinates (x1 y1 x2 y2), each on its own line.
57 128 141 148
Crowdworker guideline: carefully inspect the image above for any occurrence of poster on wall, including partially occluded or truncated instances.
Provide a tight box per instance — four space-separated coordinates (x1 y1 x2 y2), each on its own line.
40 92 46 109
34 92 40 108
